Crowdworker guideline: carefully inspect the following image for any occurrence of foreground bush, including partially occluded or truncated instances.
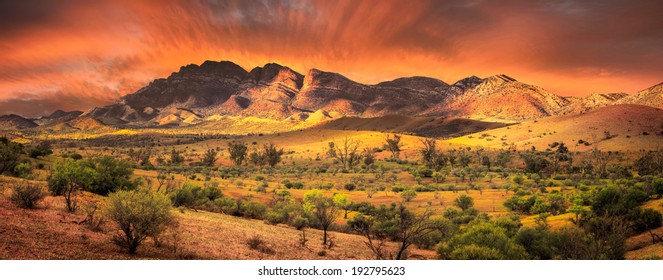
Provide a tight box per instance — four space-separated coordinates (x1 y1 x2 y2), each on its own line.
106 190 174 254
11 184 46 209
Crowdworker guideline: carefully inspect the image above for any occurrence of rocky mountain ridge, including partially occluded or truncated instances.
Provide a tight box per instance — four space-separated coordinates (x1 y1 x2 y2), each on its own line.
1 60 662 130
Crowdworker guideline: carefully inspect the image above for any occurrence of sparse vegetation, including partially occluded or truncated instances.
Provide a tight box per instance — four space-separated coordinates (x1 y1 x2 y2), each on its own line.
11 183 46 209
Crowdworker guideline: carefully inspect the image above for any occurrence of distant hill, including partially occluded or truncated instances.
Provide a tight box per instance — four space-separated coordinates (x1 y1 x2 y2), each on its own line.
33 110 83 126
0 114 38 130
616 82 663 109
429 74 571 121
447 104 663 151
558 93 628 115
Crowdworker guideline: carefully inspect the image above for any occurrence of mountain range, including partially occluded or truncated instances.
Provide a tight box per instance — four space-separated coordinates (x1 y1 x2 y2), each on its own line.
2 60 662 131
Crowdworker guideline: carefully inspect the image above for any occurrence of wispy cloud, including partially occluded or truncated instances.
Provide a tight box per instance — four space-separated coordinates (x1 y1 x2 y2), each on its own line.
0 0 661 116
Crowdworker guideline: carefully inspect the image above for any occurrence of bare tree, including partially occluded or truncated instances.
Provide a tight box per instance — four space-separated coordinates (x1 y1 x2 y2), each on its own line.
590 148 612 178
384 134 402 160
350 206 437 260
327 137 361 171
393 207 436 260
155 170 176 193
349 214 390 260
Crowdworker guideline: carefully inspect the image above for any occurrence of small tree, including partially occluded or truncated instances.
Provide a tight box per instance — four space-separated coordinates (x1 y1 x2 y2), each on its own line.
304 190 339 245
393 207 437 260
48 159 95 212
0 137 22 175
169 148 184 165
495 151 511 168
202 148 217 167
384 134 402 160
350 204 437 260
401 189 417 202
634 149 663 176
327 137 361 171
420 138 444 170
362 147 376 168
349 214 390 259
29 140 53 158
249 147 266 166
106 190 174 254
228 142 248 166
333 194 352 219
454 194 474 211
263 143 284 167
90 156 139 195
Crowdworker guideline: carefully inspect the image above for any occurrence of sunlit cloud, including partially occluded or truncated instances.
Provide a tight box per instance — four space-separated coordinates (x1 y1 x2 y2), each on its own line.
0 0 661 116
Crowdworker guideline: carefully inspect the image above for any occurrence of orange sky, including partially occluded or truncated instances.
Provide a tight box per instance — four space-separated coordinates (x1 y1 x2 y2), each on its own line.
0 0 662 117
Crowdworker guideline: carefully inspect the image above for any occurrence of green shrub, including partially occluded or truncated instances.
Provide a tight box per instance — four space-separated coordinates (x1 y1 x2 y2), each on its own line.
14 162 32 179
283 180 305 189
213 197 240 215
343 183 356 191
454 194 474 211
631 208 662 233
29 141 53 159
202 185 223 200
170 184 203 208
255 182 268 193
49 156 138 196
240 201 267 219
438 222 528 260
0 138 22 175
105 190 174 254
400 189 417 202
292 216 310 230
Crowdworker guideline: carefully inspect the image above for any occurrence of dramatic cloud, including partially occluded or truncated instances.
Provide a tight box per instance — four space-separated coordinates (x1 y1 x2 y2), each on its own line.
0 0 661 116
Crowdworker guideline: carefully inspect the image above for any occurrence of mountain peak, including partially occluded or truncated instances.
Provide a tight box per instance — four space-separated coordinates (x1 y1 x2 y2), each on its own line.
0 114 38 130
615 81 663 109
375 76 449 92
486 74 517 83
302 68 355 89
171 60 247 79
450 76 484 93
247 63 303 87
47 109 83 119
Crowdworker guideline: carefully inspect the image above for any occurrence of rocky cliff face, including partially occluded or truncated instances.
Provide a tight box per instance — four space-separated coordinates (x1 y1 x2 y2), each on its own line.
86 61 461 126
76 60 662 127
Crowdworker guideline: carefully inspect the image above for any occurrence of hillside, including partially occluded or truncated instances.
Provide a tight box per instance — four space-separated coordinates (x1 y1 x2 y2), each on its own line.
0 114 38 130
433 74 571 121
314 115 508 138
33 110 83 126
557 93 628 115
616 82 663 109
446 104 663 151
